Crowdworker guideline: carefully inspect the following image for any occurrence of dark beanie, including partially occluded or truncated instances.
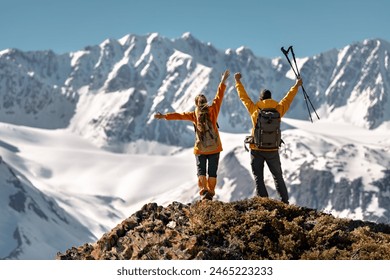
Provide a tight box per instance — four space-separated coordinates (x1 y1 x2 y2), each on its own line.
260 89 272 100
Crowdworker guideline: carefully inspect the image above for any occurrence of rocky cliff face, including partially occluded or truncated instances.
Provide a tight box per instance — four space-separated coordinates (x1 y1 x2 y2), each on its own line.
57 197 390 260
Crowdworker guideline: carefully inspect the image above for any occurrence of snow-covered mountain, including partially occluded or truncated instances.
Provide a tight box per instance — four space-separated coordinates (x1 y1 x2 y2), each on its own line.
281 118 390 223
0 33 389 259
0 155 94 259
1 33 389 149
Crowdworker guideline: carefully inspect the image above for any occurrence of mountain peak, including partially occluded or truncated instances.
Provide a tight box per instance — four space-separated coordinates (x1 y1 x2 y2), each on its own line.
99 38 120 48
181 32 193 40
146 32 160 44
56 197 390 260
179 32 204 46
0 49 13 57
236 46 255 57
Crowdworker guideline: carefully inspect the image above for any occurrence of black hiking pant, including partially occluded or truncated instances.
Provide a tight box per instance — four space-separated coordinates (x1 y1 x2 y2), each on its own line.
195 153 220 178
250 149 289 204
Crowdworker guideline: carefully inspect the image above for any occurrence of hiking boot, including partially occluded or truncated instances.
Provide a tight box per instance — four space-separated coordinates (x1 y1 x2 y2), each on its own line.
201 191 213 201
207 177 217 198
198 175 207 197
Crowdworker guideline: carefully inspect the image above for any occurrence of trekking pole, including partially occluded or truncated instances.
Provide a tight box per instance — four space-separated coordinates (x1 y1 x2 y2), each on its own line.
281 46 320 122
289 46 320 121
281 46 299 78
281 46 313 122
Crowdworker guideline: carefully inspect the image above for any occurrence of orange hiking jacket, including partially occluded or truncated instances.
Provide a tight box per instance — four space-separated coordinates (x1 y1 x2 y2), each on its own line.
235 81 300 151
165 83 226 155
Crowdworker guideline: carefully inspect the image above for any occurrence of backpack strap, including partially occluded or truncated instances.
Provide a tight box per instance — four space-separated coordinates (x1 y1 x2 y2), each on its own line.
243 136 254 152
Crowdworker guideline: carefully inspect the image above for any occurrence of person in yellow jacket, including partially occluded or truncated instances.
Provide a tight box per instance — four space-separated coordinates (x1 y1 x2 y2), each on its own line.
234 72 302 204
155 70 230 200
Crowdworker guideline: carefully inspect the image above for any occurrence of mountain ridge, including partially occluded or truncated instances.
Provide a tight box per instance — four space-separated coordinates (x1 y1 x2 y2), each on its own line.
1 33 389 150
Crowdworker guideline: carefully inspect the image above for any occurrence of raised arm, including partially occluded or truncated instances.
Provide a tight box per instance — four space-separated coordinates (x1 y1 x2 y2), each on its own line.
234 72 257 114
277 78 302 117
209 70 229 116
154 111 196 122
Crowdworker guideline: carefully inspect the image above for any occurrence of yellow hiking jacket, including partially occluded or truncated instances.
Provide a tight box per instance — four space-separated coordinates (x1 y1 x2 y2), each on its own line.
235 81 300 151
165 83 226 155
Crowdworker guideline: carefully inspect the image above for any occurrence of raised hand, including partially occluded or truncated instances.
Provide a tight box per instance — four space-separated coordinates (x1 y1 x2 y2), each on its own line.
221 69 230 84
154 112 166 119
234 72 242 82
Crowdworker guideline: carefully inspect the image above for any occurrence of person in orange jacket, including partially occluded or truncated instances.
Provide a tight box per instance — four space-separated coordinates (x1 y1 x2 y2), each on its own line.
155 70 230 200
234 72 302 204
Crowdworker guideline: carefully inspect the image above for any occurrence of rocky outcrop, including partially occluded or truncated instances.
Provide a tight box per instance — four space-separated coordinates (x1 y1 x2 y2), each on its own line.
56 197 390 260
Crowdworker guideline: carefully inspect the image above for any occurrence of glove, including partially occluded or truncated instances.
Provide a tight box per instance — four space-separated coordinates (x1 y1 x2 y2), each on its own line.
154 112 166 119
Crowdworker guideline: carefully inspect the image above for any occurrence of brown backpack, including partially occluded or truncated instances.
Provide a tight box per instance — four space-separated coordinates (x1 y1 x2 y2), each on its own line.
194 107 219 152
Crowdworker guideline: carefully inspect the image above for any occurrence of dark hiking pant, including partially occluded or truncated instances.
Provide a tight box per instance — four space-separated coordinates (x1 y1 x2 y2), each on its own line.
250 150 289 203
195 153 220 177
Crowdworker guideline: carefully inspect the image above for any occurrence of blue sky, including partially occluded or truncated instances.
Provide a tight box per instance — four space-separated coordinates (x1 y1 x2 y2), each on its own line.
0 0 389 58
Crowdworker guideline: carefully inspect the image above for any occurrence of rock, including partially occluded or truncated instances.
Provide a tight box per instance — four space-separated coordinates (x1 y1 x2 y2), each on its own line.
57 197 390 260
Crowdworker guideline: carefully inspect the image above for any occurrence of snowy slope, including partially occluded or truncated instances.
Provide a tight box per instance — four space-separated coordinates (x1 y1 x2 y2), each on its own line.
1 115 389 259
281 118 390 222
0 154 94 259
